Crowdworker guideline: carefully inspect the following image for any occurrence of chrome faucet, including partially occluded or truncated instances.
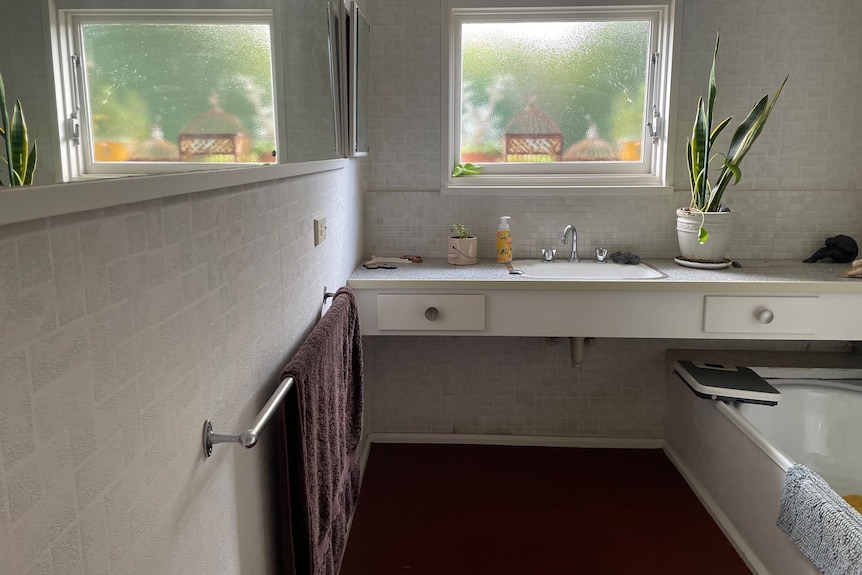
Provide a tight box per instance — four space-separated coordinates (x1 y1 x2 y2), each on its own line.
560 224 579 262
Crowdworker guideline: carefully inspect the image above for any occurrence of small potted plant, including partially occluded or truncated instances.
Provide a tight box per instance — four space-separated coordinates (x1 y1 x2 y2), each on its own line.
448 222 478 265
0 68 37 187
677 31 787 266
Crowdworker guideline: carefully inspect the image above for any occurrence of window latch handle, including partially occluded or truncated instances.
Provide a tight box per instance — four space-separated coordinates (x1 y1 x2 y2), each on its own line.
69 55 83 146
647 52 662 143
647 108 662 143
67 118 81 145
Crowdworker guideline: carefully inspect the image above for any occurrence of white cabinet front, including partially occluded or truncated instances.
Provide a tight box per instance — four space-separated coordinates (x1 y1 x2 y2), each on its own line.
377 294 486 331
702 295 822 335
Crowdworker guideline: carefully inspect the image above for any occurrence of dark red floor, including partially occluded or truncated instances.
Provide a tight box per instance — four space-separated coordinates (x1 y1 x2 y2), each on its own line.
340 443 751 575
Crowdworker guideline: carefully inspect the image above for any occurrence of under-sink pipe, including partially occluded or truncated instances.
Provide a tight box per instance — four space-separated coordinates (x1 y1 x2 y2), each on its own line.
570 337 585 369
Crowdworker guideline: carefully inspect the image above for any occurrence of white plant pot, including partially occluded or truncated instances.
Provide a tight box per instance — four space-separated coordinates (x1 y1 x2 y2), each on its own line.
676 208 733 262
448 237 478 265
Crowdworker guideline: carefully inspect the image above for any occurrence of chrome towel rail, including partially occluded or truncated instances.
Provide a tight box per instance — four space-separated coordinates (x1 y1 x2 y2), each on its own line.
202 286 339 458
202 375 295 458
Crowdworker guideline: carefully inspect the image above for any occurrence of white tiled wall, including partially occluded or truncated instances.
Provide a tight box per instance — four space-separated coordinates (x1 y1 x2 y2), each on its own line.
364 189 862 261
362 336 848 437
363 0 862 260
0 164 363 575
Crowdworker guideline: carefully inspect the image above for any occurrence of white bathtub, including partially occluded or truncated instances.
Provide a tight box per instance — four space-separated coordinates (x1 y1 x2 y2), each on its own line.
666 367 862 575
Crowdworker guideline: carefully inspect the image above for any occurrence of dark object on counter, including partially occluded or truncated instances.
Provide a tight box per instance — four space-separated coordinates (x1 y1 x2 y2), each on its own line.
363 263 397 269
803 235 858 263
610 251 641 265
731 260 743 268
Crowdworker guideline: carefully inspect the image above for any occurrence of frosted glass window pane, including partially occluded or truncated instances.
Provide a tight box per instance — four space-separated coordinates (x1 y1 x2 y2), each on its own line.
460 20 650 164
81 23 276 164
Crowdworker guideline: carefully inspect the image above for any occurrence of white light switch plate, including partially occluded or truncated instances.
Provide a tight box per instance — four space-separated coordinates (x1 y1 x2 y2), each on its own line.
313 216 327 246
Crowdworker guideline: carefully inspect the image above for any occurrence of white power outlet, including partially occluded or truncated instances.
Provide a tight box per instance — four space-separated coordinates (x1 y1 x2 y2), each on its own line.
313 216 327 246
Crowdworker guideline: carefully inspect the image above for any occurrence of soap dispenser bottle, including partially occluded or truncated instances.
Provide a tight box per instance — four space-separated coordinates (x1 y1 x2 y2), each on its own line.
496 216 513 263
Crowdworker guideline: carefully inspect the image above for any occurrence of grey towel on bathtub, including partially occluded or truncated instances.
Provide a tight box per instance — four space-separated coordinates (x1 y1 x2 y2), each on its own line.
281 286 364 575
777 464 862 575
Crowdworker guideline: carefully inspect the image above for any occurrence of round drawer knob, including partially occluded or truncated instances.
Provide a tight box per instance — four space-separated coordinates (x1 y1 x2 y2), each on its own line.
424 307 439 321
757 309 775 324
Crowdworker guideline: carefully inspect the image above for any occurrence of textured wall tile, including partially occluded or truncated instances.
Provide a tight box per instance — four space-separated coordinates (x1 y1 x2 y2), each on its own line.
79 224 112 316
0 475 9 528
88 301 135 357
107 253 149 304
1 240 18 292
49 524 84 575
17 235 52 290
49 228 86 327
32 365 97 466
0 514 11 575
181 264 209 306
6 461 43 524
10 454 78 572
93 379 139 449
125 212 149 256
0 281 59 355
28 319 89 392
0 353 35 471
76 500 110 575
73 434 124 510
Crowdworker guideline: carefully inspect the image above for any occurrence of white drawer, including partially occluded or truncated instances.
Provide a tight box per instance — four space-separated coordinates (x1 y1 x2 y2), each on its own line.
377 294 485 331
703 296 822 335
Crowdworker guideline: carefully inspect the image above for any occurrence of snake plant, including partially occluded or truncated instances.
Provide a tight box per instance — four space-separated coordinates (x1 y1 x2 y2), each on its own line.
687 32 787 215
0 68 37 186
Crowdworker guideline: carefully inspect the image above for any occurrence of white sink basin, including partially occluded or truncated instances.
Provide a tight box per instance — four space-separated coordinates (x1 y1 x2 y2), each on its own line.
512 260 665 280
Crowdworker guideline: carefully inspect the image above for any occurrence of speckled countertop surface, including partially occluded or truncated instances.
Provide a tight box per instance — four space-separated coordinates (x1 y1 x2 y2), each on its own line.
348 258 862 293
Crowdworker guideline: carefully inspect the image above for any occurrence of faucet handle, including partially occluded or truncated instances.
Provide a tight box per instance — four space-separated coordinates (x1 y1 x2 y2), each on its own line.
595 247 609 262
541 247 557 262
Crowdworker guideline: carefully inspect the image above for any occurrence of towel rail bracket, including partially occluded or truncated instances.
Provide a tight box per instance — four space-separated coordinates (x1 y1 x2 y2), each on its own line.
202 375 295 458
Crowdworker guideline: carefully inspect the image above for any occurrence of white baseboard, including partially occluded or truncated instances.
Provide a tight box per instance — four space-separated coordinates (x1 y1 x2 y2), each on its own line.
357 432 662 481
663 442 767 575
363 432 664 450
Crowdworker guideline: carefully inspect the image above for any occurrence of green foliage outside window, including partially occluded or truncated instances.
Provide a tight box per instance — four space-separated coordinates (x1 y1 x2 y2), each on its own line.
460 20 649 161
83 22 276 162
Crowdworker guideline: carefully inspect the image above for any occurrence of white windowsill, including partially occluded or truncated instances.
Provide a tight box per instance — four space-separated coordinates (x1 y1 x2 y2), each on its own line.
0 158 348 226
440 184 674 197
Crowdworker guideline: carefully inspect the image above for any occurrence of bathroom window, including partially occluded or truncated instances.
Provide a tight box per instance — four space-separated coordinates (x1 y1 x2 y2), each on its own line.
54 9 278 179
442 0 680 195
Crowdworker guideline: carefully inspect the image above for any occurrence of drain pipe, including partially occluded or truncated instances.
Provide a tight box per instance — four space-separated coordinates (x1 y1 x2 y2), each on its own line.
570 337 585 369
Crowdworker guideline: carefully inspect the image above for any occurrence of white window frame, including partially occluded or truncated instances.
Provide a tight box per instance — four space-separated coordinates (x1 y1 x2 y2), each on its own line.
441 0 681 196
53 8 279 181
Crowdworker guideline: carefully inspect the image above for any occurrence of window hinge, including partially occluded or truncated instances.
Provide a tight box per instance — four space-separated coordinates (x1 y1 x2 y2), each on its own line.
647 52 662 143
68 54 82 146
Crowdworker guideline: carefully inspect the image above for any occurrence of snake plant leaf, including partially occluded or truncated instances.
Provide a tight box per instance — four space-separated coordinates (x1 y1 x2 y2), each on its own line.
686 140 695 193
690 98 708 207
705 32 719 144
23 141 37 185
0 70 13 187
710 117 732 146
722 157 741 185
9 100 28 186
709 74 788 209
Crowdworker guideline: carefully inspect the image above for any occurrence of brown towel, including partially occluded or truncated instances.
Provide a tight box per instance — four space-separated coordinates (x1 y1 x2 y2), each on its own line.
279 287 363 575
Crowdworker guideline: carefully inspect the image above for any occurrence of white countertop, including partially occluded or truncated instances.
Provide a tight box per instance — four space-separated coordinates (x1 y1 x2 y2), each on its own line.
348 258 862 293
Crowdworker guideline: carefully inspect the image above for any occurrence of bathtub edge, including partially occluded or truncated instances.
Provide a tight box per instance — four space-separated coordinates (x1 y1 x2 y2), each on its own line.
714 401 794 472
663 442 768 575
